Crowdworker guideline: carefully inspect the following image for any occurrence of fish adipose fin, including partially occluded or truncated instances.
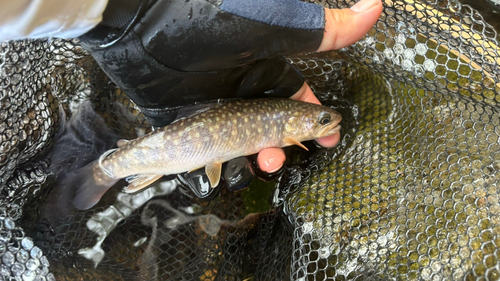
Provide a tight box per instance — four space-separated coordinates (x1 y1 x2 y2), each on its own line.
283 137 309 151
71 161 120 210
205 162 222 188
125 175 163 193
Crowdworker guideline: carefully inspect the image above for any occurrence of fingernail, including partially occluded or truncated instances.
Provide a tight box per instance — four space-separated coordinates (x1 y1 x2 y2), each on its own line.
258 149 285 173
264 156 282 173
351 0 379 12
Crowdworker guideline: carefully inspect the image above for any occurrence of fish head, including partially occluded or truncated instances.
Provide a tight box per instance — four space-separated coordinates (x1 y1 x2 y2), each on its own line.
283 103 342 142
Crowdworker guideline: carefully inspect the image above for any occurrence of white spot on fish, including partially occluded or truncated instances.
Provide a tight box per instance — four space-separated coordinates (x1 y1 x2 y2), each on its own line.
258 128 262 133
237 113 241 117
173 140 180 145
244 117 248 122
195 132 200 137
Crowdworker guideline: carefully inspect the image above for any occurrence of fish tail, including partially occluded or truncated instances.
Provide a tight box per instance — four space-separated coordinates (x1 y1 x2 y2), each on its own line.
70 160 119 210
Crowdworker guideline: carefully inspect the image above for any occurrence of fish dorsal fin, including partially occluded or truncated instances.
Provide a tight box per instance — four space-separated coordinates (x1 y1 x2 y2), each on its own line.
174 102 225 122
205 162 222 188
116 139 129 148
283 137 309 151
124 175 163 193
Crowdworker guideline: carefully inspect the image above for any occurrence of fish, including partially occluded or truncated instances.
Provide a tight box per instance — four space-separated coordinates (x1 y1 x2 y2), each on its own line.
71 98 342 210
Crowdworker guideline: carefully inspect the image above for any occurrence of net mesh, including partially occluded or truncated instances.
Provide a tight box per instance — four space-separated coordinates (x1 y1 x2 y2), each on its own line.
0 0 500 280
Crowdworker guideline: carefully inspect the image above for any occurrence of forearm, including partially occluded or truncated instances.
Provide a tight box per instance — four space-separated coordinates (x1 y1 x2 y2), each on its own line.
0 0 108 41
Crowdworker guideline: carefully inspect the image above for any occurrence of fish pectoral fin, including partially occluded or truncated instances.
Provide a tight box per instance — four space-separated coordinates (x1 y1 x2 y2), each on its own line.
116 139 129 148
125 175 163 193
205 162 222 188
283 137 309 151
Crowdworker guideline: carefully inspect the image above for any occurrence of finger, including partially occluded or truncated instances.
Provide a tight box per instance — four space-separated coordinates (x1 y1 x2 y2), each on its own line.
290 83 341 148
289 82 321 104
316 130 341 147
317 0 383 51
257 148 286 173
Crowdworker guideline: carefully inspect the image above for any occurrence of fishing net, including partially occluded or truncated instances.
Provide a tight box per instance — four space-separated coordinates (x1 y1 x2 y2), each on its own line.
0 0 499 279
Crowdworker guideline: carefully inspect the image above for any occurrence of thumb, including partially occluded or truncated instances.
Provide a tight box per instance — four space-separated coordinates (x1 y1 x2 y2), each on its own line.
317 0 383 51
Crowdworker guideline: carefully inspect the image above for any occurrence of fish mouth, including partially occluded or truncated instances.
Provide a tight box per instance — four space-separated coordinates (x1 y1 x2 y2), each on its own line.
329 124 342 135
318 123 342 138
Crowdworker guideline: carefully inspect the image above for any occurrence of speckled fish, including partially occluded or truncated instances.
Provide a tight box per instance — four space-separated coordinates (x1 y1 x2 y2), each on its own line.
71 98 342 210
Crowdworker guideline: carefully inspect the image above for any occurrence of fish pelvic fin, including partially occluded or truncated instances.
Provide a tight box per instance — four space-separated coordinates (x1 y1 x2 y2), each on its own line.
205 162 222 188
124 175 163 193
283 137 309 151
71 161 119 210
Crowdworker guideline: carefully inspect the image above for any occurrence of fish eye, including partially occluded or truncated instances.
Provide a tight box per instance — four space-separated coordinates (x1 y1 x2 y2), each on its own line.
318 112 331 125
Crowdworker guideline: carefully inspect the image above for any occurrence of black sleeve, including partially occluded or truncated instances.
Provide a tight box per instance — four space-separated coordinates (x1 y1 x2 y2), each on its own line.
79 0 325 126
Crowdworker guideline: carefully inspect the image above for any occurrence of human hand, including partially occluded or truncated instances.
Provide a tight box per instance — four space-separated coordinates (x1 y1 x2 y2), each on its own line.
256 0 383 173
78 0 383 186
